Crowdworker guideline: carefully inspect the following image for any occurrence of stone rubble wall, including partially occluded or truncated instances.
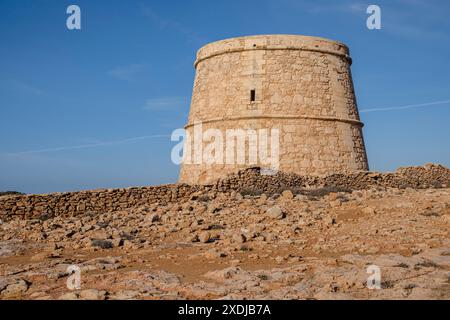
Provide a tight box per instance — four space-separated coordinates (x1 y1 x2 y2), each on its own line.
0 164 448 221
214 164 450 194
0 184 203 221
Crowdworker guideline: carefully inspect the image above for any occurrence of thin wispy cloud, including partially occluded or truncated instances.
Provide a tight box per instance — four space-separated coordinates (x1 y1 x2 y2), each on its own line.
308 2 365 14
280 0 449 41
3 135 169 156
141 5 205 44
360 99 450 113
8 80 46 96
107 63 148 81
280 0 365 14
143 96 187 111
380 0 448 40
383 13 449 40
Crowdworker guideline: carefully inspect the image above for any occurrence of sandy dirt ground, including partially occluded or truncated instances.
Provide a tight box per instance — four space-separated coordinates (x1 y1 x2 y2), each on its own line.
1 181 449 300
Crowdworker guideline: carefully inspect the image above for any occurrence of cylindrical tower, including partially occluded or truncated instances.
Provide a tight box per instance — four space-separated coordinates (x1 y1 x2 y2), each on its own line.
179 34 368 184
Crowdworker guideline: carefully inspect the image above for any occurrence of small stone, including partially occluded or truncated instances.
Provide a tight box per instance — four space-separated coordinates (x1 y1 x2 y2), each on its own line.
294 194 308 201
91 230 108 240
111 290 140 300
65 230 76 238
199 232 211 243
232 233 246 244
204 248 225 259
330 199 342 207
46 242 60 251
58 292 79 300
91 239 113 249
111 238 124 247
419 211 441 217
1 279 29 298
190 234 199 242
267 206 284 219
289 256 302 262
207 204 222 214
281 190 294 200
123 240 134 249
328 192 338 201
230 259 241 266
362 207 375 214
259 194 268 203
29 292 52 300
324 216 336 226
31 252 52 261
79 289 107 300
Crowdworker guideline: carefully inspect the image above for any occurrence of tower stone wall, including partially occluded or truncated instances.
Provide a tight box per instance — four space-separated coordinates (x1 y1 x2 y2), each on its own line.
179 34 369 184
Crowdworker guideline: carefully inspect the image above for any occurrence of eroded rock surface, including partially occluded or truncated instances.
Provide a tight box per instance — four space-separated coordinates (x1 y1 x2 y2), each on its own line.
0 165 449 300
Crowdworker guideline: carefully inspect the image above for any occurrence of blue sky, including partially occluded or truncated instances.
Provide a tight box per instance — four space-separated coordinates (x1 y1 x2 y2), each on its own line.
0 0 449 194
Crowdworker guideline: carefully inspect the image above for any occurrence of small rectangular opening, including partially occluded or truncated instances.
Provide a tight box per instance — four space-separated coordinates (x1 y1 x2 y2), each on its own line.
250 89 256 102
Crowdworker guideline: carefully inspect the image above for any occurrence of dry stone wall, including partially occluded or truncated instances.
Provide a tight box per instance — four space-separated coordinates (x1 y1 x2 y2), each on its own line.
0 164 448 221
214 164 450 194
179 34 369 184
0 184 203 221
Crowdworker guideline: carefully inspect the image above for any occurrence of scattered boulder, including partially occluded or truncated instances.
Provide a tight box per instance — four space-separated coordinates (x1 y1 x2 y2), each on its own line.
58 292 79 300
91 239 114 249
79 289 107 300
362 207 376 215
267 206 284 219
198 232 211 243
0 279 29 298
281 190 294 200
232 233 247 244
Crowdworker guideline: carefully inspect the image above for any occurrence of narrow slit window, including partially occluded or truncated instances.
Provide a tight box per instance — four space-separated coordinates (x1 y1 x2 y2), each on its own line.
250 89 256 102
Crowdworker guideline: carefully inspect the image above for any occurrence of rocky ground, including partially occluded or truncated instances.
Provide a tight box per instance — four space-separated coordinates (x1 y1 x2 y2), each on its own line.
0 166 449 300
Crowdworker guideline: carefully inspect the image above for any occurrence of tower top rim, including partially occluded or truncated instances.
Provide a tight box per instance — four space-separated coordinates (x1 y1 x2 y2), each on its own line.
195 34 350 67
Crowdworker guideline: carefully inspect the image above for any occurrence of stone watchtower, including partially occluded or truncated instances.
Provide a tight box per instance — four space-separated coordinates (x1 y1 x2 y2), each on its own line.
179 35 369 184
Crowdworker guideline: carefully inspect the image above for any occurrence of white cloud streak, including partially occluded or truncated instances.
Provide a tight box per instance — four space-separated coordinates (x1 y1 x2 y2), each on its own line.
9 80 46 96
143 96 187 111
360 99 450 113
279 0 366 14
141 5 205 44
107 63 148 81
3 134 169 156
